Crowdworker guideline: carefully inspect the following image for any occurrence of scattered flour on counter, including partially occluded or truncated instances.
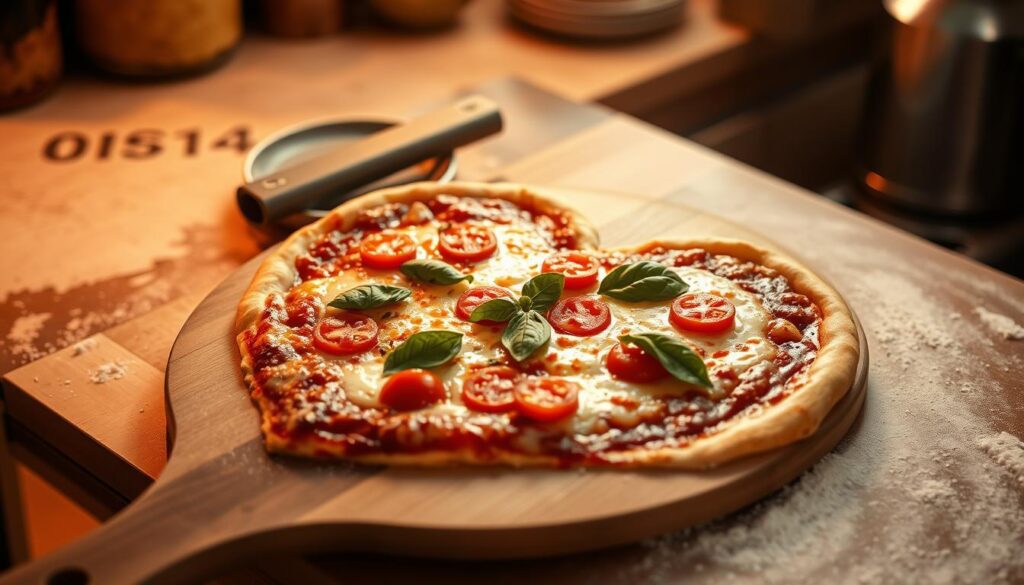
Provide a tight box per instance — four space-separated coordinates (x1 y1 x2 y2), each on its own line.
862 272 957 352
619 263 1024 585
976 432 1024 486
89 360 128 384
2 287 174 368
71 337 98 356
5 312 52 362
950 273 1024 315
974 308 1024 341
910 478 958 503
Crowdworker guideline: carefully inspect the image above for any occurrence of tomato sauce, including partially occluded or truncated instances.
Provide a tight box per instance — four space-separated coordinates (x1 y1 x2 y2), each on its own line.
244 198 823 465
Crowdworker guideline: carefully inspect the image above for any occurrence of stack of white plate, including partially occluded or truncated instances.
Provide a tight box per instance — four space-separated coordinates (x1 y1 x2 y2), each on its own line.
509 0 688 40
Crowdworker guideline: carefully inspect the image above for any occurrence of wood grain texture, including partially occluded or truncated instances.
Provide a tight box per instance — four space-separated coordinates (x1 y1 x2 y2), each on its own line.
0 196 867 584
104 289 212 373
3 335 166 496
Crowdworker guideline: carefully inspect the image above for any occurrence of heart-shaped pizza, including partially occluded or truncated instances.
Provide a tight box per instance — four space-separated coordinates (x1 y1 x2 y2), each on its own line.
236 182 858 467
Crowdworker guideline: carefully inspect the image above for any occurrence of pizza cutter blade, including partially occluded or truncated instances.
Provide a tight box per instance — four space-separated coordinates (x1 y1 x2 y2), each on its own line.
242 119 458 233
236 95 502 227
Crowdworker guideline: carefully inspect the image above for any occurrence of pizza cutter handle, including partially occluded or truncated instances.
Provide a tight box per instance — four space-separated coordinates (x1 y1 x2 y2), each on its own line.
236 94 503 226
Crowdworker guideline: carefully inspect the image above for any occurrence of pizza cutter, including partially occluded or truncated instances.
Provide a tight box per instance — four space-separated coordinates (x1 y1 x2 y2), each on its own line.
237 95 502 229
241 118 458 233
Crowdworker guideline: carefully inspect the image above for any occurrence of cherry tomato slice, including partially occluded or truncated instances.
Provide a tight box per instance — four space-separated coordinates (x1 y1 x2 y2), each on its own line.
313 312 379 355
605 342 668 383
461 366 520 413
438 223 498 263
548 296 611 337
514 377 580 422
379 369 446 411
542 251 599 289
359 231 417 269
670 293 736 334
455 286 514 323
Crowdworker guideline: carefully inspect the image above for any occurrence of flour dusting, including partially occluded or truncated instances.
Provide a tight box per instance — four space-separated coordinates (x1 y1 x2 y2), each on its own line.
5 312 52 362
975 307 1024 341
89 360 128 384
976 432 1024 487
71 337 98 356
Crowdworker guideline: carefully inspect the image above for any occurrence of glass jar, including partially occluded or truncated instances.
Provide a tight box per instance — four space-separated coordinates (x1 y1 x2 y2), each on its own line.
74 0 242 79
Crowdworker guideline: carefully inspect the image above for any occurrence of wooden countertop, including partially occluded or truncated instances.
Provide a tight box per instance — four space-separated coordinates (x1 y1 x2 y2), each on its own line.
2 3 1023 582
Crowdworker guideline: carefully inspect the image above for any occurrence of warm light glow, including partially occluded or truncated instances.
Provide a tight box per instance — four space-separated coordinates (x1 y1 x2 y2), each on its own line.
976 15 999 42
888 0 931 23
865 171 889 193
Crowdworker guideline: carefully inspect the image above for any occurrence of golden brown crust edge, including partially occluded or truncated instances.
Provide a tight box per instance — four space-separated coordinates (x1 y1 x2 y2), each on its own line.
235 183 859 469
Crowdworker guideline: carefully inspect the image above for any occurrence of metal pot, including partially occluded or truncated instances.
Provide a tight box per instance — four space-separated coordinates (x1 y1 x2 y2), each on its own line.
856 0 1024 215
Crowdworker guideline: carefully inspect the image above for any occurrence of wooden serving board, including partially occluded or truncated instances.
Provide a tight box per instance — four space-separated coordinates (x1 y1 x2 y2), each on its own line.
2 194 867 585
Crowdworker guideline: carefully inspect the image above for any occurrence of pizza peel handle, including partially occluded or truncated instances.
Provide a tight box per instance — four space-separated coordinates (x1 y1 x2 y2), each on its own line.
0 479 253 585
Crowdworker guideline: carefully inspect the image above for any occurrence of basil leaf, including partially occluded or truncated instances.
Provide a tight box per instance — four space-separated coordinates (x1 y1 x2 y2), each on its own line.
383 330 463 375
469 298 521 323
329 284 411 310
521 273 565 313
598 261 688 302
400 259 473 285
502 310 551 362
619 332 715 395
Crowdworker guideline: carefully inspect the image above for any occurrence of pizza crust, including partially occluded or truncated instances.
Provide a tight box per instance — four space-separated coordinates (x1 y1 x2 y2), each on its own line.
236 182 859 469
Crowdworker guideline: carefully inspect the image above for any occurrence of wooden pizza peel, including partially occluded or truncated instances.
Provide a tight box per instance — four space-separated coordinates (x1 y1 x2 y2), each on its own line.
1 189 868 585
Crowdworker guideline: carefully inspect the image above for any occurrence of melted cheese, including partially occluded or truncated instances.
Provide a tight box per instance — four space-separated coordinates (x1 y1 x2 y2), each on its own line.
547 267 776 434
292 219 779 435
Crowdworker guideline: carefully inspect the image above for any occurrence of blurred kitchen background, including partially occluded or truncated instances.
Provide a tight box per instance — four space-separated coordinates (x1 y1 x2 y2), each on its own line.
4 0 1021 276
